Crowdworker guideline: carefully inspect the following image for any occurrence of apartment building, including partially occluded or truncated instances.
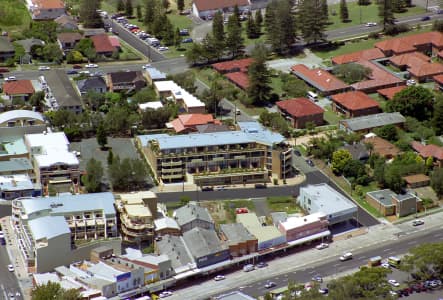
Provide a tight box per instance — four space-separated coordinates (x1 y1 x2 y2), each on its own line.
11 193 119 272
137 121 292 186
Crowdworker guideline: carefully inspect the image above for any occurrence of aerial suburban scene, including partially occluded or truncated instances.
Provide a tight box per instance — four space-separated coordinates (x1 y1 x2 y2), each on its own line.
2 0 443 299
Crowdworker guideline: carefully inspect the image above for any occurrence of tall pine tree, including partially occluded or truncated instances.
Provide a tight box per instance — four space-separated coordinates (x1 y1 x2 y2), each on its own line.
246 11 258 39
177 0 184 11
125 0 133 16
136 4 142 20
212 11 224 40
225 14 244 58
144 0 156 26
378 0 395 31
298 0 327 44
79 0 103 28
255 9 263 32
264 0 296 54
248 43 272 106
117 0 125 12
340 0 349 22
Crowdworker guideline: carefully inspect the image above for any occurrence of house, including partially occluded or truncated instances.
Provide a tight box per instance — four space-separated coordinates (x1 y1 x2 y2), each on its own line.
389 51 430 70
15 38 45 54
192 0 250 19
351 60 405 93
277 212 330 244
219 223 258 257
82 28 107 37
168 113 221 134
339 112 406 133
237 213 286 251
11 193 120 273
331 91 381 118
91 34 116 57
3 80 35 101
363 136 400 159
411 141 443 167
156 235 195 274
173 203 215 233
144 66 167 84
154 217 181 236
212 59 254 90
366 189 422 217
434 74 443 91
276 98 324 129
108 71 146 93
331 48 385 65
377 86 406 100
225 72 249 90
108 36 121 51
45 70 82 113
375 31 443 56
57 32 82 51
76 76 107 95
54 14 78 30
153 81 206 114
290 64 349 96
403 174 430 188
341 143 369 161
0 37 15 62
389 52 443 82
30 0 66 20
0 110 46 137
298 184 358 225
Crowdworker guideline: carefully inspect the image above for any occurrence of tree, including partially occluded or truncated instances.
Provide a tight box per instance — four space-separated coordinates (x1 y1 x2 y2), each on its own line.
433 20 443 32
321 0 329 19
213 11 224 40
107 150 114 165
392 0 405 13
144 0 155 25
162 0 170 10
378 0 395 31
136 4 142 20
281 73 308 98
433 95 443 135
177 0 184 11
24 21 58 43
387 86 434 121
13 43 25 64
96 122 107 149
259 111 290 136
78 0 103 28
248 43 272 106
42 43 63 63
265 0 296 54
340 0 349 22
402 242 443 281
117 0 125 12
82 158 104 193
174 27 182 49
431 168 443 197
255 9 263 31
246 11 258 39
201 75 225 115
225 13 244 58
299 0 327 44
125 0 133 16
332 63 372 84
374 124 398 141
170 71 197 93
331 149 353 174
31 282 81 300
66 50 84 64
29 91 46 112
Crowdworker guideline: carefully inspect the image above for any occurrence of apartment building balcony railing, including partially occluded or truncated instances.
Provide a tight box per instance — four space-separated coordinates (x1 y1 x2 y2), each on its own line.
161 167 183 173
161 161 183 167
120 215 153 230
121 225 153 238
156 145 267 157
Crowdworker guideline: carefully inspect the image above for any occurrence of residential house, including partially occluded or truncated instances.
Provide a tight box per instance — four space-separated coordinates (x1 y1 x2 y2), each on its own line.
403 174 430 188
0 37 15 62
276 98 324 129
57 32 82 51
434 74 443 91
3 80 35 101
76 76 107 95
173 203 215 233
11 193 120 273
54 14 78 30
377 86 406 100
277 212 330 244
298 184 358 225
212 58 255 90
341 143 369 161
375 31 443 56
144 67 167 84
366 189 422 217
30 0 66 20
225 72 250 90
154 217 181 237
331 48 385 65
339 112 406 133
389 52 443 82
15 38 45 63
168 114 221 134
108 36 121 52
82 28 106 38
351 60 405 93
363 136 400 159
153 81 205 114
290 64 349 96
219 223 258 257
411 141 443 167
91 34 116 57
45 69 83 113
192 0 250 18
108 71 146 93
331 91 381 118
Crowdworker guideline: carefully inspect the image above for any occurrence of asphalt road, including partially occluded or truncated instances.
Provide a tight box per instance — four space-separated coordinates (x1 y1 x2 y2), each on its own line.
0 236 21 300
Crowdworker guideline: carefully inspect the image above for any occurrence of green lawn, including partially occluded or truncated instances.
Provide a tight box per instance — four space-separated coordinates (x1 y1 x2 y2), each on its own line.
119 40 143 60
368 93 388 111
323 106 342 125
270 75 284 96
326 2 425 31
0 0 31 34
266 196 300 214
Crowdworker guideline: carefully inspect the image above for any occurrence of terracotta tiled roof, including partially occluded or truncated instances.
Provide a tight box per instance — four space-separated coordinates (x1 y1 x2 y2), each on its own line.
389 52 429 68
434 74 443 84
290 64 349 93
33 0 64 9
276 98 324 117
193 0 249 12
225 72 249 89
332 48 385 65
170 114 220 133
212 58 254 73
377 86 407 100
351 60 404 91
331 91 380 111
375 31 443 55
363 136 400 158
91 34 115 53
409 62 443 78
3 80 35 95
403 174 430 184
108 36 121 48
411 141 443 160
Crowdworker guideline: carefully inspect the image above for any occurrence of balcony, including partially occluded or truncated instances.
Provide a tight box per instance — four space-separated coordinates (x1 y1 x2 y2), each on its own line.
161 167 183 173
161 161 183 167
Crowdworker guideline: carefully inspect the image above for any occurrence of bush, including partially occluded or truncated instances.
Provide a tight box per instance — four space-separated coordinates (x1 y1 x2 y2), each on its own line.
433 20 443 32
273 178 278 185
368 32 380 39
385 24 410 36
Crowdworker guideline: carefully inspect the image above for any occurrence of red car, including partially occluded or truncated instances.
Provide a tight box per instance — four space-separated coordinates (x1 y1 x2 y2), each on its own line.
72 64 83 69
0 68 9 73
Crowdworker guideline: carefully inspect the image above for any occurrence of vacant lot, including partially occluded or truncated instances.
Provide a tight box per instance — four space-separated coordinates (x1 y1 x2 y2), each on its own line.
267 196 301 214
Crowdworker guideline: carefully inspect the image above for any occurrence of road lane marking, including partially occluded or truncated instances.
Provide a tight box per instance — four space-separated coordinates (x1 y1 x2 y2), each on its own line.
383 248 391 252
407 240 417 245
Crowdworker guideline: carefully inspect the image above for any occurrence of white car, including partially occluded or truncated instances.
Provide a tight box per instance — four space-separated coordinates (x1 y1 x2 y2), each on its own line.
214 275 225 281
79 70 90 75
38 66 50 71
5 76 16 81
381 263 390 269
365 22 377 27
8 264 14 272
406 79 416 86
159 291 173 298
388 279 400 287
340 252 353 261
316 243 329 250
412 219 424 226
85 63 99 68
0 231 4 239
142 64 152 69
158 46 169 51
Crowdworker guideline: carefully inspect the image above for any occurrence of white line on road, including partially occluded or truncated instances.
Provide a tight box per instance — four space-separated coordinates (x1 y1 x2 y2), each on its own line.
308 270 315 274
407 240 417 245
383 248 391 252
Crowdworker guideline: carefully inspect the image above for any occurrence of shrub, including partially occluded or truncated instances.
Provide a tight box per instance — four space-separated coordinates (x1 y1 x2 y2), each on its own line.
385 24 410 36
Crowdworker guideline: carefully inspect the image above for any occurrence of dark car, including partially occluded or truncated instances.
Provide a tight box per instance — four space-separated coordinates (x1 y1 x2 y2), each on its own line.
72 64 83 69
0 67 9 73
256 262 268 268
182 38 193 43
179 29 189 36
294 149 301 156
306 159 314 167
66 69 78 75
201 186 214 192
254 183 267 189
421 16 431 21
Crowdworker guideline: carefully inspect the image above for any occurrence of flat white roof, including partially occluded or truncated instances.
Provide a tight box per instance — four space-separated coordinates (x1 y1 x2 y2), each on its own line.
154 217 180 231
279 212 326 231
125 204 152 217
0 174 34 191
0 109 44 125
154 80 205 108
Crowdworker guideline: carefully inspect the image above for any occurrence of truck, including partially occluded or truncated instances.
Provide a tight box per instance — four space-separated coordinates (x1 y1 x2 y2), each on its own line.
368 256 382 267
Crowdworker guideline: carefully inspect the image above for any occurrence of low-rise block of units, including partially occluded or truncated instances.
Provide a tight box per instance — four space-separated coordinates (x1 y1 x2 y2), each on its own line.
366 189 421 217
276 98 324 129
331 48 386 65
0 110 46 137
331 91 381 118
0 174 41 200
411 141 443 167
375 31 443 56
363 136 400 159
154 80 206 114
339 112 406 133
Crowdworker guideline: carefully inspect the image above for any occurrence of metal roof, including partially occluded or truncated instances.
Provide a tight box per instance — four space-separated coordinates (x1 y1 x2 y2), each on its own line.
173 204 213 227
0 110 44 125
182 227 227 259
300 184 357 215
340 112 405 132
28 215 70 240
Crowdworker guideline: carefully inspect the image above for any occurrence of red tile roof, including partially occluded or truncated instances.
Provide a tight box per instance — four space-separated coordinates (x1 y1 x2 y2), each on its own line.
91 34 115 54
331 91 380 111
409 61 443 78
3 80 35 95
375 31 443 55
109 36 121 48
170 114 220 133
212 58 254 73
351 60 404 91
225 72 249 90
193 0 249 12
290 64 349 93
433 74 443 84
332 48 385 65
389 52 429 68
276 98 324 117
411 141 443 160
33 0 64 9
363 136 400 158
377 86 407 100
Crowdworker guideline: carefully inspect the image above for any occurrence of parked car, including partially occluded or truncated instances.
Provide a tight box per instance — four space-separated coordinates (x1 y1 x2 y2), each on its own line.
312 275 323 283
294 149 302 156
85 63 98 68
243 264 254 272
72 64 83 69
421 16 431 21
0 67 10 73
256 262 268 268
38 66 50 71
388 279 400 287
315 243 329 250
254 183 267 189
214 186 225 191
265 281 276 289
201 186 214 192
5 76 16 81
365 22 377 27
182 38 193 43
66 70 78 75
306 159 314 167
412 219 424 226
179 29 189 35
158 46 169 51
159 291 173 298
406 79 416 86
8 264 14 272
214 275 225 281
142 64 152 69
319 288 329 294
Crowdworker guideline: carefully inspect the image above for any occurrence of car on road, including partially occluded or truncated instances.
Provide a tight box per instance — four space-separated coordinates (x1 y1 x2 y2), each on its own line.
66 69 78 75
214 186 226 191
412 219 424 226
8 264 14 272
85 63 99 68
38 66 50 71
381 262 390 269
306 159 314 167
421 16 431 21
201 186 214 191
214 275 225 281
182 38 193 43
72 64 83 69
0 231 4 239
158 46 169 51
256 262 268 268
315 243 329 250
294 149 301 156
265 281 276 289
142 64 152 69
254 183 267 189
79 70 90 75
8 292 14 300
388 279 400 287
340 252 353 261
243 264 254 272
319 288 329 294
5 76 17 81
311 275 323 283
159 291 173 298
365 22 377 27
